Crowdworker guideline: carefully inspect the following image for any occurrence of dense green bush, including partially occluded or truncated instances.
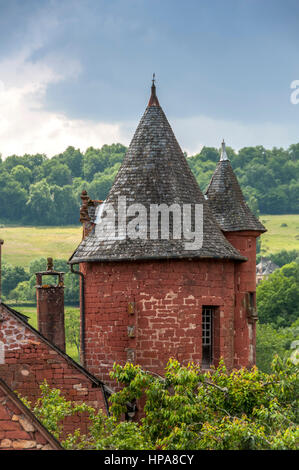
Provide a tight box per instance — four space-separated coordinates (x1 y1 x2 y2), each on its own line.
20 358 299 450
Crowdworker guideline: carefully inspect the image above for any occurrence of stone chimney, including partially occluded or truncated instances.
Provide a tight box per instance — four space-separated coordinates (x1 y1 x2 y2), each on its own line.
0 240 3 301
35 258 65 351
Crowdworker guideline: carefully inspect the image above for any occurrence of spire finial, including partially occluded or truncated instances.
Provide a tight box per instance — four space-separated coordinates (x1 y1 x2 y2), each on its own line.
220 139 229 161
148 73 160 107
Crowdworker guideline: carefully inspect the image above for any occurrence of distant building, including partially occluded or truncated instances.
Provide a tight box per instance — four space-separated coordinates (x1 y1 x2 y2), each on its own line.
256 257 279 284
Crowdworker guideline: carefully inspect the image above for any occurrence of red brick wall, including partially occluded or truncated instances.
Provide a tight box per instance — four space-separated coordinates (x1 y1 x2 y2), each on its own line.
0 380 61 450
81 258 236 387
224 231 260 368
0 305 107 435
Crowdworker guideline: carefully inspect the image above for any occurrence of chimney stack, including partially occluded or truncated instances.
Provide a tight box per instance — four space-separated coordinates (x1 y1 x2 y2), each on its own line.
36 258 66 351
0 240 3 301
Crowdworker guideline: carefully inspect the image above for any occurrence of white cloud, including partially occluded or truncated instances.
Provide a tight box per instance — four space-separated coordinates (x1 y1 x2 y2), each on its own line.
0 42 297 159
172 114 299 155
0 47 135 158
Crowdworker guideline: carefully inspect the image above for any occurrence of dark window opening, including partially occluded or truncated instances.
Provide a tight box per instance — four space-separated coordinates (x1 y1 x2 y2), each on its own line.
249 292 255 309
202 306 215 368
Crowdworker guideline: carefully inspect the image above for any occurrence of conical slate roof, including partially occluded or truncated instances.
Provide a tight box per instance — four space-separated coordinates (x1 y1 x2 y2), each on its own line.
205 141 266 233
69 85 245 264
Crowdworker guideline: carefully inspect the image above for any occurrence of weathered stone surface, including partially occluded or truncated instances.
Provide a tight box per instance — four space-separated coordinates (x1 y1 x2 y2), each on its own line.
0 438 12 448
19 416 35 433
0 303 110 438
0 378 62 450
12 439 36 449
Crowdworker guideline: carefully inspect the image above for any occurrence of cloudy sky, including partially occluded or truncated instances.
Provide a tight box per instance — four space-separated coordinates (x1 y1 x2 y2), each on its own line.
0 0 299 158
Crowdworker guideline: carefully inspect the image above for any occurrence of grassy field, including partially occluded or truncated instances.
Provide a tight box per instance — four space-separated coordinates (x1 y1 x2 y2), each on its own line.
0 215 298 268
0 225 82 268
259 214 299 254
12 305 80 362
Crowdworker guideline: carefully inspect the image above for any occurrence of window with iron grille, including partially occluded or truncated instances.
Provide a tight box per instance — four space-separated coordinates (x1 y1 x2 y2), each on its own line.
202 306 214 368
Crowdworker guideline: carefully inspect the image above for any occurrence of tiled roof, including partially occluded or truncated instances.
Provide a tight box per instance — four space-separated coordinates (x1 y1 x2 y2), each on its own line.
205 141 267 233
69 85 245 264
256 257 279 275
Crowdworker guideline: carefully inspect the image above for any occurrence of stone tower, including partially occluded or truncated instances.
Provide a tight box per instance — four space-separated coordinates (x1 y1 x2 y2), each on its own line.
205 140 266 367
69 82 262 387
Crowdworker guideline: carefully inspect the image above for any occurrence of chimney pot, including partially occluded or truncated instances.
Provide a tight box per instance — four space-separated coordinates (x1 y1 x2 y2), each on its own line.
0 240 4 301
36 259 66 351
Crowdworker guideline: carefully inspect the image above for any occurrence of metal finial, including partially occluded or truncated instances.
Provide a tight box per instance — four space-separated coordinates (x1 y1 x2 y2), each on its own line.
148 73 160 107
220 139 229 161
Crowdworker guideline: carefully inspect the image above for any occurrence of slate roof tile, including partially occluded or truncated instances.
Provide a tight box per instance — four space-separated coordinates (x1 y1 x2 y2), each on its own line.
205 141 266 233
70 85 246 264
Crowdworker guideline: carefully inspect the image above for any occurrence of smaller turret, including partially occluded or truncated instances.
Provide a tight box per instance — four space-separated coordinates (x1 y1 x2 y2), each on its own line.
205 140 267 367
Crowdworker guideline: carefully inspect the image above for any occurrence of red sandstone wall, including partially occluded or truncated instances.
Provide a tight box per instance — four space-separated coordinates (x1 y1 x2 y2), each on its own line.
0 305 107 435
0 382 60 450
81 258 236 387
224 231 259 368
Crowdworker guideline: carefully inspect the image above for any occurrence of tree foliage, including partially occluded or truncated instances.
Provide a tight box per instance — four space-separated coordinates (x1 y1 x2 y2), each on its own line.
257 261 299 327
0 142 298 226
1 263 29 297
20 359 299 450
256 249 299 267
6 257 79 305
256 320 299 373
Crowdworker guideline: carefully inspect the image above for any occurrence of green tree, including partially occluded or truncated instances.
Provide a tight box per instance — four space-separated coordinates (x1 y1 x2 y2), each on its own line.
26 180 55 225
20 359 299 450
9 280 34 303
46 163 72 187
256 323 297 373
1 264 29 297
11 165 32 190
50 185 79 225
65 308 80 358
0 172 27 221
257 261 299 327
269 250 299 267
54 146 83 178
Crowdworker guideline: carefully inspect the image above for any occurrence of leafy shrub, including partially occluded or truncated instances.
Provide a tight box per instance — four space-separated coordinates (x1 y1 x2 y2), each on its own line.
20 358 299 450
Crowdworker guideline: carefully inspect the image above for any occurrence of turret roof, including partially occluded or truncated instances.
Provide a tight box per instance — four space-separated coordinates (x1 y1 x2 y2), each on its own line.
205 141 266 233
69 85 245 264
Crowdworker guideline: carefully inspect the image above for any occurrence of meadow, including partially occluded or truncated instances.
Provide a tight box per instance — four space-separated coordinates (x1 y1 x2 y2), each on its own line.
14 305 80 362
0 225 82 268
0 214 298 269
259 214 299 254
